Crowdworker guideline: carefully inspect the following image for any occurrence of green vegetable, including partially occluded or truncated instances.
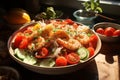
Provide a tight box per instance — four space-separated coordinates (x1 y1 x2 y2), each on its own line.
82 0 103 13
14 48 27 60
39 58 55 67
14 48 37 65
36 7 63 19
23 55 37 65
77 47 89 60
46 7 56 19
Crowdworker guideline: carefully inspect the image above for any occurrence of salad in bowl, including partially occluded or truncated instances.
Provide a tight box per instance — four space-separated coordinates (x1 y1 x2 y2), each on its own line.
8 19 101 74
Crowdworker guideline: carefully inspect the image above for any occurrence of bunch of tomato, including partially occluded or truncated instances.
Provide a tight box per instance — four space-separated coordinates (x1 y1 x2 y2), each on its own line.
96 27 120 37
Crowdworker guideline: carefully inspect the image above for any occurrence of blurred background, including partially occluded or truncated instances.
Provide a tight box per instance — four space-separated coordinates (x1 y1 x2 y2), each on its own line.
0 0 120 15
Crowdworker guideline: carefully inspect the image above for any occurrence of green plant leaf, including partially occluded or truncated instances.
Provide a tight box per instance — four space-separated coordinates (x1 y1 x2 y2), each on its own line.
96 7 103 13
91 0 94 3
91 2 95 10
94 2 99 6
82 0 103 13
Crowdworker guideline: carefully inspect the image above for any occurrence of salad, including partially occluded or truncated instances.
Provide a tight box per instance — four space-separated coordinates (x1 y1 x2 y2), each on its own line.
11 19 98 67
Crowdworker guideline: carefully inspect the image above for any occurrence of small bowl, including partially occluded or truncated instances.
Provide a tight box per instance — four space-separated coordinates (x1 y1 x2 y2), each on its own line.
93 22 120 42
73 9 97 22
0 66 20 80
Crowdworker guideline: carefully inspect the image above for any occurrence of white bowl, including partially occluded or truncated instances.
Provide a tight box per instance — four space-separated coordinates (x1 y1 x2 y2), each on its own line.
8 20 101 75
93 22 120 42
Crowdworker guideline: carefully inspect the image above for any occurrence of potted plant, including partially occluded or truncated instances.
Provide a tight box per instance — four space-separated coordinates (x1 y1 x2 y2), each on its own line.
73 0 103 26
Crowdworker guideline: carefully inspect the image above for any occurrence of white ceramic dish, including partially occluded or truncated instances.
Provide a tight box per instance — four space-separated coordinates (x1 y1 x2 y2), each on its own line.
8 20 102 75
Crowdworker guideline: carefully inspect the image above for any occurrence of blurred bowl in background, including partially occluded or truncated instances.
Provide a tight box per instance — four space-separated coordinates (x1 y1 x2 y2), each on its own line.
0 66 20 80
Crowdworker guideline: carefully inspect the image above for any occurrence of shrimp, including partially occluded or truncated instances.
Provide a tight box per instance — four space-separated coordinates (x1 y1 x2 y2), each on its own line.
28 36 45 51
51 30 70 40
41 24 54 39
75 33 90 45
56 38 81 51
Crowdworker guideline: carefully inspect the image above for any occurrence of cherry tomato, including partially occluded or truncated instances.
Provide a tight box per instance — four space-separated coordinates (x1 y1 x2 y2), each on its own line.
66 53 80 64
65 19 74 25
104 27 116 36
19 38 28 49
113 29 120 36
96 27 104 35
89 34 98 49
56 56 67 66
87 47 95 57
14 32 25 48
35 47 48 58
73 23 78 29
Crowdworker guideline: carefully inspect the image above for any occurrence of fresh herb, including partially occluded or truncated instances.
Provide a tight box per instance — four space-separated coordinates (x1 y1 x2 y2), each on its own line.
82 0 103 13
36 7 63 20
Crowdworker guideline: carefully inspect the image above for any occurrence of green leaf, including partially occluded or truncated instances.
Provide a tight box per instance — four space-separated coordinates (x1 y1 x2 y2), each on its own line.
94 2 99 7
96 7 103 13
91 2 95 10
91 0 94 3
82 0 103 13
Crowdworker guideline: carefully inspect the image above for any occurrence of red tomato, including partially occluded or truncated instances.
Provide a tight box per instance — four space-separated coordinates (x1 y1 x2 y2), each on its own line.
14 33 25 48
56 56 67 66
65 19 74 25
89 34 98 49
19 38 28 49
104 27 116 36
96 28 104 35
73 23 78 29
35 47 48 58
113 29 120 36
66 53 80 64
87 47 95 57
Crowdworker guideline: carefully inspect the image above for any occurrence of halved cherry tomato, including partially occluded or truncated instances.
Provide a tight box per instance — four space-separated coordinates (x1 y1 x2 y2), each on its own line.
104 27 116 36
56 56 67 66
96 27 104 35
35 47 48 58
19 38 29 49
14 32 25 48
66 53 80 64
87 47 95 57
89 34 98 49
113 29 120 36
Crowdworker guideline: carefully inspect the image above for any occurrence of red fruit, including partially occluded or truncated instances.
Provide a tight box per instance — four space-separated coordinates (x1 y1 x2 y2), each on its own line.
66 53 80 65
96 27 104 35
56 56 67 66
104 27 116 36
113 29 120 36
